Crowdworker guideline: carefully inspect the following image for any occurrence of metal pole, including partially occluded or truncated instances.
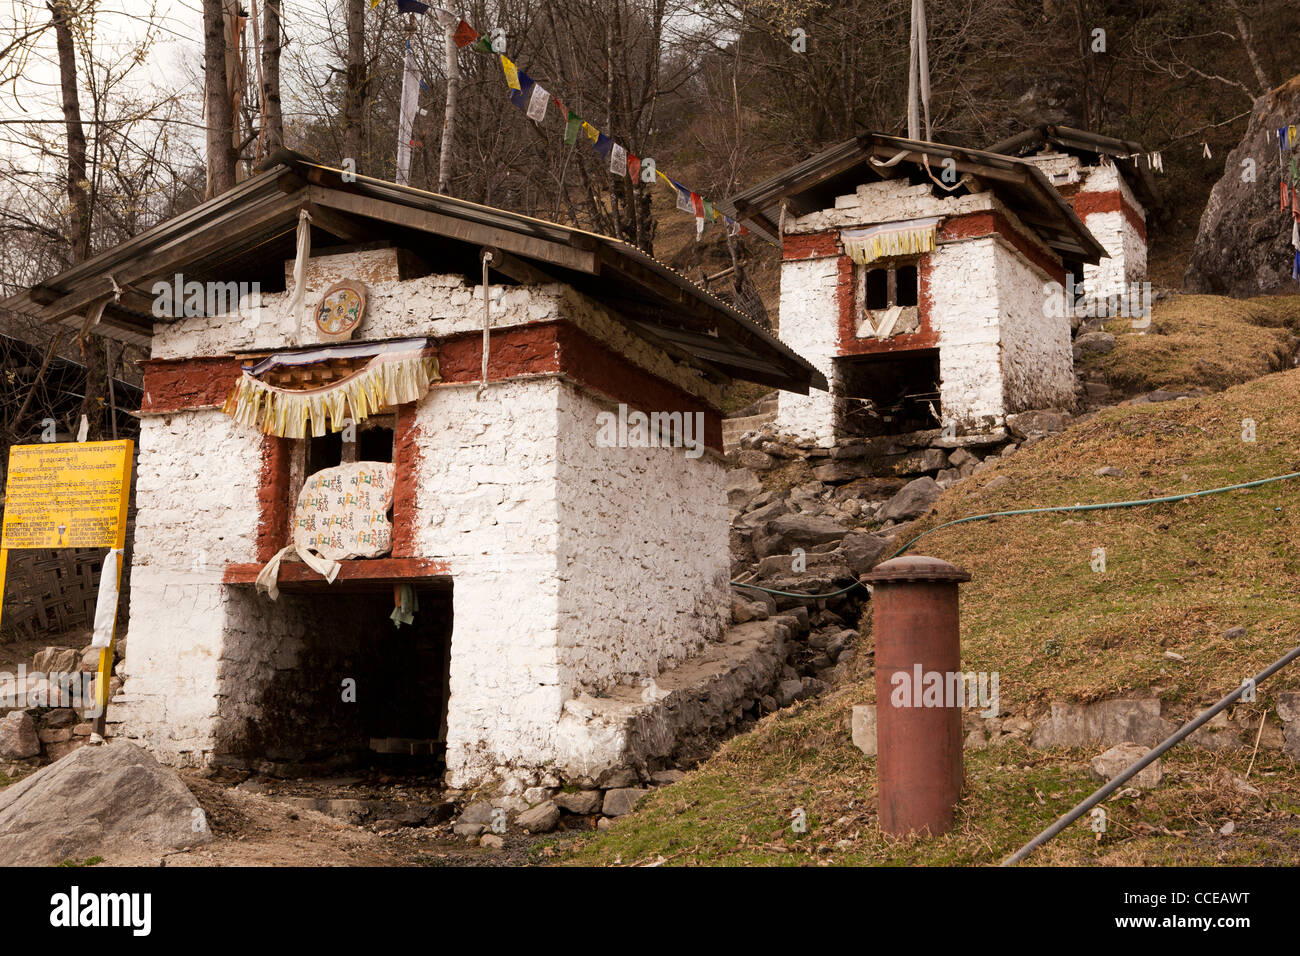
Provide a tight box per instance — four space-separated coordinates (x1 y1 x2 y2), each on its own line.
1003 642 1300 866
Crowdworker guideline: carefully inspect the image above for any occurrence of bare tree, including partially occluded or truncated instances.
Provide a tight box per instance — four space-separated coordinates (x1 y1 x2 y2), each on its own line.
341 0 366 165
261 0 285 153
203 0 236 195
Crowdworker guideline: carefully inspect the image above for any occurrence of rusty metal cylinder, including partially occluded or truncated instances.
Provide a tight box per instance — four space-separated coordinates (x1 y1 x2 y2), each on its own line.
862 555 971 837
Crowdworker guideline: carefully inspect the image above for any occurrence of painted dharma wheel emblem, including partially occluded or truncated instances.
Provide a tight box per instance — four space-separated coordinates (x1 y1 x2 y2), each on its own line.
314 281 367 341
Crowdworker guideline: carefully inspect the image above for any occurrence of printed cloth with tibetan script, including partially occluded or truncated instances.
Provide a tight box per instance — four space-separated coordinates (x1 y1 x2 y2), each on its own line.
223 338 439 439
255 461 396 600
841 217 941 266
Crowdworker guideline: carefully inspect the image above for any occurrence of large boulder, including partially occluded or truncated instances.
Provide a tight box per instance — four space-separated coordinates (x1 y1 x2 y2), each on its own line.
0 712 39 759
0 741 213 865
761 514 849 551
877 476 942 522
1187 76 1300 295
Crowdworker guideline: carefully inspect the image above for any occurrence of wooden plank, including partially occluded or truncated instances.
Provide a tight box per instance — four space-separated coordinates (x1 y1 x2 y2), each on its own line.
37 190 306 324
309 187 599 276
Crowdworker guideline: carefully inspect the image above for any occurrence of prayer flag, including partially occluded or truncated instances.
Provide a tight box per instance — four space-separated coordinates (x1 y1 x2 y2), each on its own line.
396 45 420 186
1291 126 1298 149
672 179 692 213
564 111 581 146
593 133 613 160
508 71 533 110
370 0 382 8
583 122 599 144
526 84 550 123
433 8 457 29
453 20 478 47
628 154 641 181
1280 127 1290 152
703 198 715 221
691 192 705 238
397 0 429 13
610 142 627 176
1283 181 1290 212
501 55 521 91
473 36 493 54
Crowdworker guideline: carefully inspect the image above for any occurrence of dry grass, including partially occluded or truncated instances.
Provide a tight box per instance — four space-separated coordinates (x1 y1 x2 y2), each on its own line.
560 367 1300 866
1079 293 1300 398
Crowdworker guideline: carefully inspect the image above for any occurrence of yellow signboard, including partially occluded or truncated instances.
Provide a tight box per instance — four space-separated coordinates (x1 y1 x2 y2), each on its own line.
0 440 133 731
1 440 132 549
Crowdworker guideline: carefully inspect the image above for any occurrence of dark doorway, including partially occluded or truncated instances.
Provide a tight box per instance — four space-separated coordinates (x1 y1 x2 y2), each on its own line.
834 350 942 438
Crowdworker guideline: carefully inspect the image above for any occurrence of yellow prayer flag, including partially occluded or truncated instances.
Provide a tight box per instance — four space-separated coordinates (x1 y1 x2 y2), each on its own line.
1290 126 1297 149
582 122 599 143
656 169 672 185
501 55 521 91
369 0 381 8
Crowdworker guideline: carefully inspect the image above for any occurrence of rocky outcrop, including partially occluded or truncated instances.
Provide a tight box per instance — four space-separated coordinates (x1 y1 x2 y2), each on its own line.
1186 75 1300 295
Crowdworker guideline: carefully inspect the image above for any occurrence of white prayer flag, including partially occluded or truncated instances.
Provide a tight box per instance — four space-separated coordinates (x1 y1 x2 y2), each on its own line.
526 84 550 123
610 142 628 177
434 7 458 29
396 45 421 186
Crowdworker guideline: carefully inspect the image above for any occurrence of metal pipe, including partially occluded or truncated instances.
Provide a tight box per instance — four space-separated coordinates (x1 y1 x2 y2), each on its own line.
1002 642 1300 866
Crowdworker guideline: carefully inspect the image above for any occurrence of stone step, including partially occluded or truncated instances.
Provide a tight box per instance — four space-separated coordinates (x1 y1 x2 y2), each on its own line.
722 400 779 450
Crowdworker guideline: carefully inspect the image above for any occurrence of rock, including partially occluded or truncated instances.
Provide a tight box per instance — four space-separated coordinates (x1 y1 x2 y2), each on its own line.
0 712 39 759
947 447 978 468
1218 820 1235 837
896 447 948 475
517 800 561 834
965 729 988 750
38 727 72 744
599 768 639 789
763 514 849 551
1084 381 1111 402
650 769 686 786
735 449 776 470
458 800 496 826
31 647 79 675
1089 742 1162 788
480 833 504 849
726 469 764 509
42 708 78 730
776 679 804 707
0 741 212 865
811 460 869 484
1006 409 1067 440
554 789 602 814
1072 332 1115 359
596 816 613 830
79 647 101 672
738 498 789 528
1095 466 1123 477
453 822 485 838
1187 82 1300 295
877 477 942 522
851 705 877 756
1031 699 1177 749
1276 690 1300 758
1222 626 1247 640
522 786 552 806
602 788 650 817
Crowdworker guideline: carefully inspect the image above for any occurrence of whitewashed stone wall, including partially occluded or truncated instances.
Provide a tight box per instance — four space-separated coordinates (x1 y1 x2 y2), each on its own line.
1017 153 1147 297
775 256 841 443
991 239 1076 412
125 249 733 784
775 176 1073 440
115 410 264 765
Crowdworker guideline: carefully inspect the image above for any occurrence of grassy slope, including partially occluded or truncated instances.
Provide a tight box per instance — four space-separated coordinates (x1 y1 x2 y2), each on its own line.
561 366 1300 866
1079 293 1300 398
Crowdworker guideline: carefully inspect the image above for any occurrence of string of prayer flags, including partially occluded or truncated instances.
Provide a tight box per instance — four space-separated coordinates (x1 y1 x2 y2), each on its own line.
525 84 550 123
610 142 628 177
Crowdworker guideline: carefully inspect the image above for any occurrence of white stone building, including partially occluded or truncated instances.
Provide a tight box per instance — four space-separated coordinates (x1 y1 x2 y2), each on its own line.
988 125 1156 300
723 133 1109 445
2 153 822 788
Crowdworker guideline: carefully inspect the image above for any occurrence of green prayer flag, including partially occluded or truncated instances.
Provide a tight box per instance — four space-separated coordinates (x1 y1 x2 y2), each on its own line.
703 199 714 221
564 111 581 146
473 36 493 54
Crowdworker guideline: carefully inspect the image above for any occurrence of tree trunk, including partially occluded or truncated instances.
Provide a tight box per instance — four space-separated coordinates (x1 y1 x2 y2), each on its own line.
342 0 366 166
1227 0 1271 94
203 0 236 196
437 23 458 194
261 0 284 153
49 0 88 263
50 0 106 438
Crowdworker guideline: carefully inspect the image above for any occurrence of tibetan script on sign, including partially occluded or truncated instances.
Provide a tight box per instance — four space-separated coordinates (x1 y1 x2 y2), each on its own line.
1 441 132 550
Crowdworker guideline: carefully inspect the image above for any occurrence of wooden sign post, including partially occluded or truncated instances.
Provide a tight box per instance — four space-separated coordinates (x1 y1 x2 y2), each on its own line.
0 440 133 733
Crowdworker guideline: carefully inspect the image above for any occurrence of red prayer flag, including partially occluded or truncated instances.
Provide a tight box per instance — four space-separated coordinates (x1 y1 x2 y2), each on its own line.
1284 181 1291 213
690 192 705 219
453 20 478 48
628 154 641 182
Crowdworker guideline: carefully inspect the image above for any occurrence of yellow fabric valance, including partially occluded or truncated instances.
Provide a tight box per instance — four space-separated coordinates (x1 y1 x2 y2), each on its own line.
841 217 940 265
223 349 439 439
